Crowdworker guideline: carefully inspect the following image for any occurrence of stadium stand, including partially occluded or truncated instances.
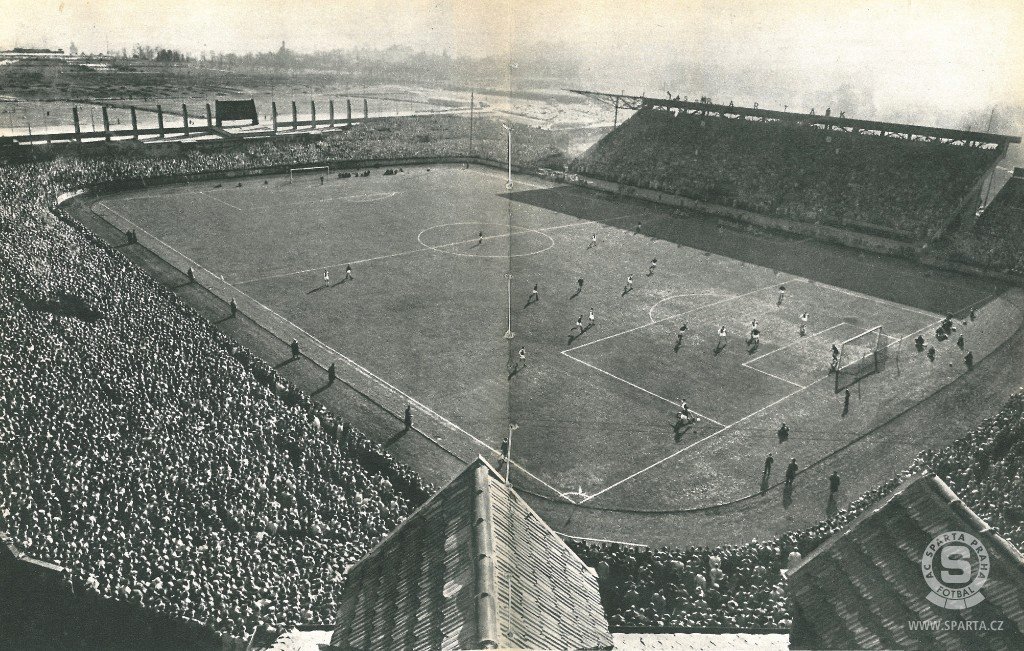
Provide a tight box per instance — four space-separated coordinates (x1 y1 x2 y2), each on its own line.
571 108 1000 241
956 168 1024 275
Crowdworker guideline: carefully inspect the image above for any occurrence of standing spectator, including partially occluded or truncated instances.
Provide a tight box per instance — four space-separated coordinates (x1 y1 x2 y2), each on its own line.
785 458 798 487
777 422 790 443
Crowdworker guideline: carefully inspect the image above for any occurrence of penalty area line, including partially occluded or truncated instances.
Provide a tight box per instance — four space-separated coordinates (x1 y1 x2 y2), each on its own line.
560 351 725 428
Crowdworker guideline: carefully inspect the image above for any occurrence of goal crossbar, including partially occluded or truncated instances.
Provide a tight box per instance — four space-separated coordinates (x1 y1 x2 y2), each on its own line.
289 166 330 182
835 325 889 392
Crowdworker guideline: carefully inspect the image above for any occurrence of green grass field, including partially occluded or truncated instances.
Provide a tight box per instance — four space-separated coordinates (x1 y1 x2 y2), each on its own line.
89 164 1021 514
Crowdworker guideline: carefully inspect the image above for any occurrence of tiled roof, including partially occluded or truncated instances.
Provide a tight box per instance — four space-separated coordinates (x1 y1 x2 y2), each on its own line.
787 473 1024 650
611 632 789 650
330 457 612 650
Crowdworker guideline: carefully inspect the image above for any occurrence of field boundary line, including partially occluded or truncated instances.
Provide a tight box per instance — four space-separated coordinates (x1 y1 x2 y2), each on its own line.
742 366 805 389
744 321 850 365
238 224 544 285
95 200 574 504
466 165 549 190
815 281 939 319
560 351 725 428
199 190 244 211
532 213 638 233
235 246 437 285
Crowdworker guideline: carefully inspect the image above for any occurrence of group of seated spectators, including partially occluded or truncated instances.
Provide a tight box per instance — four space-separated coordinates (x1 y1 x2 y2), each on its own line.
570 108 998 243
947 173 1024 276
0 120 518 640
571 391 1024 630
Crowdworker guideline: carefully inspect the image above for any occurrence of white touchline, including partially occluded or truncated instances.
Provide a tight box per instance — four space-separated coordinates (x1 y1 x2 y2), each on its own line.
743 321 851 365
96 200 574 503
239 224 544 284
816 282 939 319
743 366 805 389
561 351 725 428
199 191 244 211
235 247 436 285
532 213 638 233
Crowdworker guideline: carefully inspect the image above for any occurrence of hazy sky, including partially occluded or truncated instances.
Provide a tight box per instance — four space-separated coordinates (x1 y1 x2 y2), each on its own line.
2 0 1022 115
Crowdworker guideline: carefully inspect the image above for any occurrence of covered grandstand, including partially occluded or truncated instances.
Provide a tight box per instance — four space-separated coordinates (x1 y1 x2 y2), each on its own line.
569 96 1018 243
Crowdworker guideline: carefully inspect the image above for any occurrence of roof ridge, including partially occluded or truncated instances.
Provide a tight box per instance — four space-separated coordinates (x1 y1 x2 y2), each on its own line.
344 457 497 576
472 463 500 649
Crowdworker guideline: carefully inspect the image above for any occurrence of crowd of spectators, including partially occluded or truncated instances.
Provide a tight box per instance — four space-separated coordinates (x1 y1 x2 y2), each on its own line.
570 108 997 242
947 173 1024 276
0 118 534 640
571 391 1024 630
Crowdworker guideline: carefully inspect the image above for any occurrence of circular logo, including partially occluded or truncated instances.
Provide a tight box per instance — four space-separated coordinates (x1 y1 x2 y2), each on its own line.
920 531 989 609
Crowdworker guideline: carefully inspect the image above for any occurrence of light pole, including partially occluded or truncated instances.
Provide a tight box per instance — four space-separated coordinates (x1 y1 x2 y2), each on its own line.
505 423 518 482
501 122 513 190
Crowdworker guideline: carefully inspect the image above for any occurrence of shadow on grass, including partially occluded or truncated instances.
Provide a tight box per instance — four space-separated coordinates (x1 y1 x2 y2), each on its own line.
501 185 1002 316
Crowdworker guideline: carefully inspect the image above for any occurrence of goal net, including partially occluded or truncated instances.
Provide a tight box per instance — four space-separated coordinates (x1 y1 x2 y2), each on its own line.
834 325 889 392
289 166 330 183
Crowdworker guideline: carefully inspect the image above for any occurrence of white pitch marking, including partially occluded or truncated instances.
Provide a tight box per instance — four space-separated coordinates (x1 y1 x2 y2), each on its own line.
816 282 938 319
235 247 436 285
199 191 243 211
743 321 851 365
742 365 806 389
564 278 809 353
240 224 544 284
560 351 725 428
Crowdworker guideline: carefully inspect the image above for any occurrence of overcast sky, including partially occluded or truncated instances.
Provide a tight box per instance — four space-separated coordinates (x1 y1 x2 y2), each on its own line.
2 1 1022 117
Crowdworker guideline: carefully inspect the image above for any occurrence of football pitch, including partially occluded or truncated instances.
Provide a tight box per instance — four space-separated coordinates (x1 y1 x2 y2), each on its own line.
88 164 1022 512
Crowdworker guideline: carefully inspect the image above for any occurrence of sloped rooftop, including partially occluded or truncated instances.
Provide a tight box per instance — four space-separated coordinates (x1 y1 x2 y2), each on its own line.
787 473 1024 650
330 457 612 650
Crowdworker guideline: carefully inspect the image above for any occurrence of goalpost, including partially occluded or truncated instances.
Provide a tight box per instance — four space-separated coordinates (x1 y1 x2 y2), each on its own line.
289 166 330 183
834 325 891 393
